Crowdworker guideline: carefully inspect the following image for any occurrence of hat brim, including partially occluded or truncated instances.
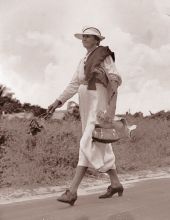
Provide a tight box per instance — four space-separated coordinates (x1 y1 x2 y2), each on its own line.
74 33 105 41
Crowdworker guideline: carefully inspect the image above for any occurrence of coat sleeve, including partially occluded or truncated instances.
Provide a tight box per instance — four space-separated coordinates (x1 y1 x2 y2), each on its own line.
102 55 122 116
57 68 80 105
103 55 122 87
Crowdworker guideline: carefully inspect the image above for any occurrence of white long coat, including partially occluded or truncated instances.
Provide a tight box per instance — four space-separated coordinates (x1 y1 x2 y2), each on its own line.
58 54 122 172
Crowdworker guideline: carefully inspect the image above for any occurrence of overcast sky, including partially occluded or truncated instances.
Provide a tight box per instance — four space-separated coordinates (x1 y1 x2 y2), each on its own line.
0 0 170 115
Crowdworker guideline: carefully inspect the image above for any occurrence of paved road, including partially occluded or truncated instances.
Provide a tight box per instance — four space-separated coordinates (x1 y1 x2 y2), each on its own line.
0 178 170 220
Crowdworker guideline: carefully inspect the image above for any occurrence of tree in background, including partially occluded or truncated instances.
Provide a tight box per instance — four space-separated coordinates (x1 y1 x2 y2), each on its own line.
0 84 46 116
0 84 15 114
29 105 46 117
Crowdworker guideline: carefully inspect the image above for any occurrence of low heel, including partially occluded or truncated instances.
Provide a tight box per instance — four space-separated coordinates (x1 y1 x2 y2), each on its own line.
118 190 123 197
70 199 76 206
99 185 124 199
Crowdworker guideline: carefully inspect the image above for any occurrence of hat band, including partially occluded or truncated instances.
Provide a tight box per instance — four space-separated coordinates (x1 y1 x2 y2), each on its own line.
83 27 101 36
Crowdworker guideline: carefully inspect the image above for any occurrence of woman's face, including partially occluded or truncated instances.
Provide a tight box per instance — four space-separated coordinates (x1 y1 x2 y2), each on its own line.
82 35 99 49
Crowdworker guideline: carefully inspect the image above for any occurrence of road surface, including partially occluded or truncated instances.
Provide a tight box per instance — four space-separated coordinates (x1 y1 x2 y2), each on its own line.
0 178 170 220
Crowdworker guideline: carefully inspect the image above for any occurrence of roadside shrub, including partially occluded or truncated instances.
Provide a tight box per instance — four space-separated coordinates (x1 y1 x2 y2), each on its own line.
0 118 81 187
0 115 170 187
114 118 170 173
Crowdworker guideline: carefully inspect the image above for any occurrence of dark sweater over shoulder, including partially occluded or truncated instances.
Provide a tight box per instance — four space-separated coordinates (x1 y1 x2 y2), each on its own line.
84 46 115 90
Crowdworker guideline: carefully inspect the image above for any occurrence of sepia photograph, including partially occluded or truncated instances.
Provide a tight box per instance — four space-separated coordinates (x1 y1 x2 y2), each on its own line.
0 0 170 219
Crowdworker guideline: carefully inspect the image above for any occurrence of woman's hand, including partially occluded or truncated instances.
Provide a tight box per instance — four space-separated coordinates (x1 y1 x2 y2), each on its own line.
47 99 62 114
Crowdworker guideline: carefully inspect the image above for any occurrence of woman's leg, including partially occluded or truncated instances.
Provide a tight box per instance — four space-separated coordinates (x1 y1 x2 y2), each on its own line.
107 169 122 188
69 165 88 194
57 166 87 205
98 169 123 199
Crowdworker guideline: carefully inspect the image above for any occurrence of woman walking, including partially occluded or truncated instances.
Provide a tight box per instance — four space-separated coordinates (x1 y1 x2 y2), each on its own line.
48 26 123 205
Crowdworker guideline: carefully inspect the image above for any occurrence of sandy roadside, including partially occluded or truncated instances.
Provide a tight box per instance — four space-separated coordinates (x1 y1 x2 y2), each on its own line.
0 167 170 205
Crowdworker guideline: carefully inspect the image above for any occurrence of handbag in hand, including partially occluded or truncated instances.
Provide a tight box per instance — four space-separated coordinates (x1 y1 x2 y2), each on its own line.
92 110 137 143
92 124 119 143
92 110 120 143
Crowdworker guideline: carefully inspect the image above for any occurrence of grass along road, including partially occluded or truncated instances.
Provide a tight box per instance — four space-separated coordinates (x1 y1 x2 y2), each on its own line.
0 167 170 205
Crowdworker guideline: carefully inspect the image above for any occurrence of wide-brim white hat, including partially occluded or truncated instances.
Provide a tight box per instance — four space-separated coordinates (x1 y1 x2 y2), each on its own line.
74 27 105 41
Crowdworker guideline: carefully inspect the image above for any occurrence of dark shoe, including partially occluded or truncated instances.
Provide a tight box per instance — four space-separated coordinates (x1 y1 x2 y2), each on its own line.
99 185 124 199
57 189 77 206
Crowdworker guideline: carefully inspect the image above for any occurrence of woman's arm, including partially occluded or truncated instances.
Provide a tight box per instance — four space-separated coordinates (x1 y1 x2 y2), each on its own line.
102 55 122 117
103 55 122 88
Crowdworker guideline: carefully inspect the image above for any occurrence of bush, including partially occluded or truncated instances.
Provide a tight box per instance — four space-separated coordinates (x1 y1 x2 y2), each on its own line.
114 118 170 173
0 118 81 187
0 115 170 187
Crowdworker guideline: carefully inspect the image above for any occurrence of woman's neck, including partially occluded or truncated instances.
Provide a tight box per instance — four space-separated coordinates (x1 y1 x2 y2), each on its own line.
86 45 98 55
